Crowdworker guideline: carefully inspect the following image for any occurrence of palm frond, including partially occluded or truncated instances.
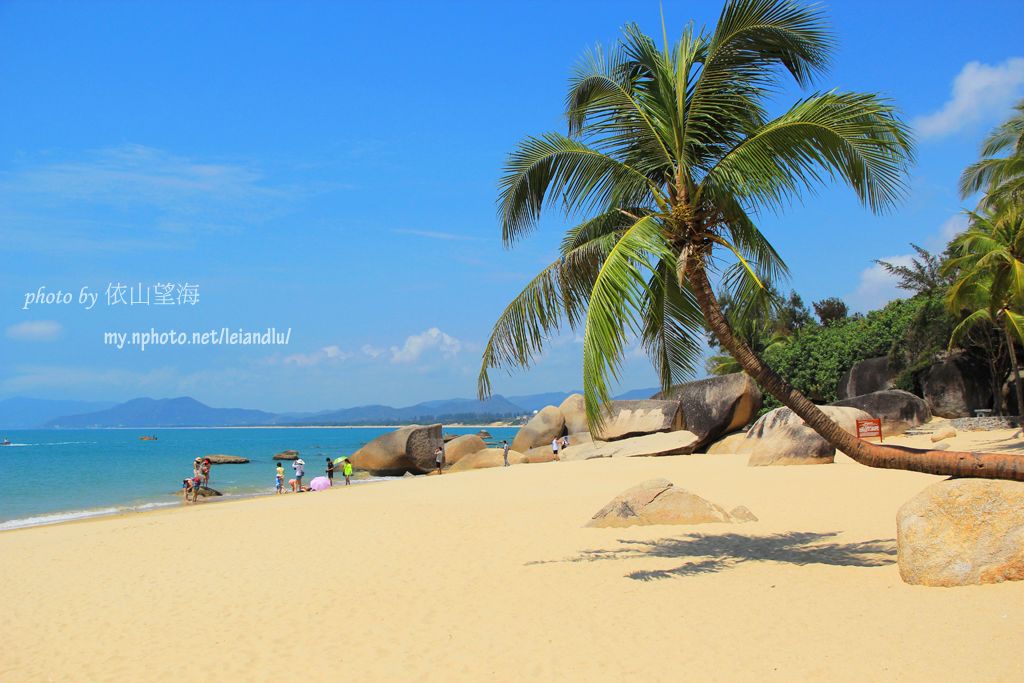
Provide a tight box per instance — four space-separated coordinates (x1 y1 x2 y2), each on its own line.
699 91 914 213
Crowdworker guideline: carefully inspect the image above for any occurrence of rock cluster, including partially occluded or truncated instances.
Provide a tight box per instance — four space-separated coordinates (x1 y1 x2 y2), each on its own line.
587 479 756 528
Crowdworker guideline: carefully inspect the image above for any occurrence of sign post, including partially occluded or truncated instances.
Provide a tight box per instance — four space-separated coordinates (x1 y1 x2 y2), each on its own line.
855 418 883 442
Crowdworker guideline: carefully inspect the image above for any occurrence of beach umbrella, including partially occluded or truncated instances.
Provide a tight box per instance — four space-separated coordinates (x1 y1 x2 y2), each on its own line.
333 456 347 465
309 476 330 491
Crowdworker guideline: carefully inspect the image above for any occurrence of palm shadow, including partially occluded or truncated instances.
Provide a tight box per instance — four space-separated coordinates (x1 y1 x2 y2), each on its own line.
530 531 896 581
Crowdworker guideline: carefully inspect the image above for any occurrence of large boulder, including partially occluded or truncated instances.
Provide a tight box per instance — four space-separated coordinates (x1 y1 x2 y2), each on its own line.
830 389 931 435
558 393 589 435
593 400 683 441
448 448 527 472
586 478 754 528
350 424 443 476
443 434 487 466
654 373 762 448
511 405 566 452
558 431 700 461
836 356 897 400
922 354 992 418
704 431 750 455
203 454 250 464
745 405 871 466
897 479 1024 586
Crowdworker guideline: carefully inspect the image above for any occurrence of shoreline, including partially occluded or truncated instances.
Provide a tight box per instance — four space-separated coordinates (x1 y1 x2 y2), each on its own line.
0 475 393 533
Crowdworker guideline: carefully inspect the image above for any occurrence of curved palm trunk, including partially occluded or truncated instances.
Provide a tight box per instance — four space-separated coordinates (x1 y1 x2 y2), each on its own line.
685 257 1024 481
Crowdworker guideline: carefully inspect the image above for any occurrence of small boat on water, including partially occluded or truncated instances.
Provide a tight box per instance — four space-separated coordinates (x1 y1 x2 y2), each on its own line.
0 438 11 446
139 435 158 441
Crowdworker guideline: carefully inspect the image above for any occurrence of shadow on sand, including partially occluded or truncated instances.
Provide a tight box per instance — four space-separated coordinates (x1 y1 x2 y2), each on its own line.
529 531 896 581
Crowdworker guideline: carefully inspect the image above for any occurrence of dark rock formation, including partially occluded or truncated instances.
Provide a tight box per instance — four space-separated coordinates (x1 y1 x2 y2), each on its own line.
836 356 897 400
653 373 762 448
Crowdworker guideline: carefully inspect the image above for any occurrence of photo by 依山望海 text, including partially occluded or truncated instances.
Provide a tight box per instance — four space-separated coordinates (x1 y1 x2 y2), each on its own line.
22 283 200 310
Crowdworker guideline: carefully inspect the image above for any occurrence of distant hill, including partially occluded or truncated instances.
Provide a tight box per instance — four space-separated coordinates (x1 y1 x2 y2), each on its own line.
614 387 660 400
286 395 524 426
34 386 663 428
0 397 117 429
45 397 276 428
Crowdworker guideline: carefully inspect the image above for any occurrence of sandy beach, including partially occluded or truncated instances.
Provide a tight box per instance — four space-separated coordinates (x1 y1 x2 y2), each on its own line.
2 427 1023 682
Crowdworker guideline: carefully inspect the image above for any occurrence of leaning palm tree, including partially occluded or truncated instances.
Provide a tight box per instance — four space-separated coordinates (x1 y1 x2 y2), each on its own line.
960 99 1024 208
945 204 1024 417
479 0 1024 480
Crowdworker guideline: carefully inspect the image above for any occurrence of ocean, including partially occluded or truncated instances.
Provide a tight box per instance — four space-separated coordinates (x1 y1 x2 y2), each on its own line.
0 426 519 530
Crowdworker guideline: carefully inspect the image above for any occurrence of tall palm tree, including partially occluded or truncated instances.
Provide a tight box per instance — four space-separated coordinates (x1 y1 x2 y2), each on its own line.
945 204 1024 417
479 0 1024 480
960 100 1024 208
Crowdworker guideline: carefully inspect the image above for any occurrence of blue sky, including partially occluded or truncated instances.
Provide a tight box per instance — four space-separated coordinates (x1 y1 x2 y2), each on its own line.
2 0 1023 412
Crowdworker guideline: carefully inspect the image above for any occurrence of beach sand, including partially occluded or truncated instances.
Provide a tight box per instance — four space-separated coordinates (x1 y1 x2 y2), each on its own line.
2 427 1023 682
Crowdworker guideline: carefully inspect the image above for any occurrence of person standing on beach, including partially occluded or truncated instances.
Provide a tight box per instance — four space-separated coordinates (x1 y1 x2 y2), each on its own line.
191 458 204 501
201 458 211 488
326 457 334 486
292 458 305 490
343 458 353 485
434 446 444 474
502 440 510 467
275 463 285 494
551 437 560 461
561 435 569 452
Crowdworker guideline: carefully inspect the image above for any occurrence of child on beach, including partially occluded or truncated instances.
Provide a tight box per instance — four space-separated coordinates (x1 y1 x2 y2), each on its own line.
275 464 285 493
343 458 353 485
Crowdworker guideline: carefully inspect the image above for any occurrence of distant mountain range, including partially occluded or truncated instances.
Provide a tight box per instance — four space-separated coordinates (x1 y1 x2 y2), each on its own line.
0 388 659 429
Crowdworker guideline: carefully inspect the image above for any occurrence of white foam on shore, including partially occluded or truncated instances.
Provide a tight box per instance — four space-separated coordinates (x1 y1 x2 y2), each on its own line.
0 501 178 531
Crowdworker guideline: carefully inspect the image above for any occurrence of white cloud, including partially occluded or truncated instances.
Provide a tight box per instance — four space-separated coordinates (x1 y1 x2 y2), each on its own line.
845 213 969 312
283 345 352 367
935 214 969 246
361 344 385 359
5 320 63 341
390 327 462 363
915 57 1024 138
846 255 915 313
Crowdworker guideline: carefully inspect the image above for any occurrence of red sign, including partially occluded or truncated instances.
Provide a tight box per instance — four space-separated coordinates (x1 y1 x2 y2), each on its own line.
856 418 883 442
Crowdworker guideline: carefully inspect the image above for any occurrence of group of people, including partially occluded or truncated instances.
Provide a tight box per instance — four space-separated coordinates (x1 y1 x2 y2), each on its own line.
431 434 572 474
181 457 212 502
274 456 354 493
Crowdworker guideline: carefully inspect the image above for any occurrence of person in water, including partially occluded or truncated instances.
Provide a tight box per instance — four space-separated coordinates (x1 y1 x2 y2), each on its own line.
201 458 212 488
275 463 285 494
326 457 334 486
342 458 353 485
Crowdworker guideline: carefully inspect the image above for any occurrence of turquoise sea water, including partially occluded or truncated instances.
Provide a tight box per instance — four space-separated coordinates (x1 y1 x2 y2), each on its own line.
0 426 518 530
